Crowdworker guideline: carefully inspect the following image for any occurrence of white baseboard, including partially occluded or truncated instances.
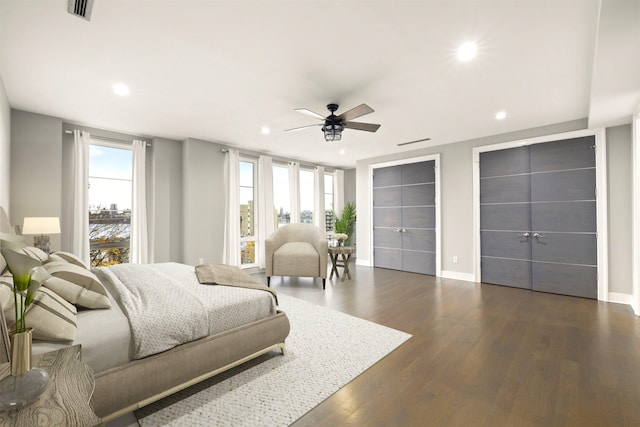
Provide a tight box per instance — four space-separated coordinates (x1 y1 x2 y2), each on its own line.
607 292 634 307
440 270 476 282
355 258 371 267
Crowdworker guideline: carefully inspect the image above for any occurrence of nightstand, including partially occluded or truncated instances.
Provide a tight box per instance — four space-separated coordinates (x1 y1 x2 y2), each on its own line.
0 345 101 426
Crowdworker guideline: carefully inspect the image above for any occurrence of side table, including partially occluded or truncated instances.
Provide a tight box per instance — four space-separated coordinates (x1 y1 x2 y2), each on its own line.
0 345 101 426
328 246 356 281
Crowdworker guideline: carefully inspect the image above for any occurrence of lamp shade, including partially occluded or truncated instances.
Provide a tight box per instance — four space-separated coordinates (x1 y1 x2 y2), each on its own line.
22 217 61 235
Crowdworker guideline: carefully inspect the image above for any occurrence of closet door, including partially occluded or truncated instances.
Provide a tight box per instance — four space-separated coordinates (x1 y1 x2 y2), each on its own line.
529 137 597 298
373 160 437 275
373 165 403 270
401 161 436 274
480 136 598 299
480 147 532 289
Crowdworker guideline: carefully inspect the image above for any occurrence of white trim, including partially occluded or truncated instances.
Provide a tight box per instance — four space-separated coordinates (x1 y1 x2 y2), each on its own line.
472 128 609 301
441 270 476 282
608 292 635 307
633 103 640 315
368 154 442 276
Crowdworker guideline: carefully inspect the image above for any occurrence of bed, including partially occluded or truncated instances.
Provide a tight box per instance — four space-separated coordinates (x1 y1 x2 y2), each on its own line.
0 241 290 422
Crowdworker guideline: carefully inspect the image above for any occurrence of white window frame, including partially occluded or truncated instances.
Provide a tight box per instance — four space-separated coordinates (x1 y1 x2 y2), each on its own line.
88 140 133 266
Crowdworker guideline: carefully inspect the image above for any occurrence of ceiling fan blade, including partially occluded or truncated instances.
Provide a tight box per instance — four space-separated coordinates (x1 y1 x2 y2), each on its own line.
294 108 326 121
343 121 381 132
284 123 323 132
337 103 374 122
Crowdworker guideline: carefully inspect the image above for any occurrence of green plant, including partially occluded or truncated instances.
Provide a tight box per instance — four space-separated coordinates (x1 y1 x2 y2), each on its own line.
0 238 50 333
332 201 356 246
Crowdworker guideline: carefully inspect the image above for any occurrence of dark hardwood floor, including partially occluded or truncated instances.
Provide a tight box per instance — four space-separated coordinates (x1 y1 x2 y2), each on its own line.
262 264 640 427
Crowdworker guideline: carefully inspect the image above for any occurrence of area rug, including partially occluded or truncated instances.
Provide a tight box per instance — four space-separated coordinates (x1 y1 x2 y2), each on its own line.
135 294 411 426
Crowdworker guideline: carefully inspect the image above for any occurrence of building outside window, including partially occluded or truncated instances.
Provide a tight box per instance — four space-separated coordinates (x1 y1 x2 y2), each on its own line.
273 164 291 227
299 168 314 223
324 173 334 232
88 143 132 267
239 159 257 265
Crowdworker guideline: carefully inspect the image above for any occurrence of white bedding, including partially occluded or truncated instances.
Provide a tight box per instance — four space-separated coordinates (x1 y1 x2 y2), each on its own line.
33 262 277 372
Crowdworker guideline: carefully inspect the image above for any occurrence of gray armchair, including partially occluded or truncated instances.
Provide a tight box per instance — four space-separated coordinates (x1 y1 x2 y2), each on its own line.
265 223 328 289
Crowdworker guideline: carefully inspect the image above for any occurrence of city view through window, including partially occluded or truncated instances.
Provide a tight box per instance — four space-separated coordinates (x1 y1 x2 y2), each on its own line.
88 144 132 267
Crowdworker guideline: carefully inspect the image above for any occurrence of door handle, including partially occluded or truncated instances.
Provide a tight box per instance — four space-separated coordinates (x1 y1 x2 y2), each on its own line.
402 228 407 233
395 228 402 233
533 233 545 238
517 232 530 238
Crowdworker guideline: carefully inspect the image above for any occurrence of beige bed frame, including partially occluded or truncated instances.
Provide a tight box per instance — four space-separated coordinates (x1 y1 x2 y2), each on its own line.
0 309 290 422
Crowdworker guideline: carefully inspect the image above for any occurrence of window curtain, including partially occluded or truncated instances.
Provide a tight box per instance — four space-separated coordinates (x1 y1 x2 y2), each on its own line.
71 130 91 267
223 149 241 266
334 169 345 216
288 162 300 223
314 166 326 233
257 155 274 269
130 140 149 264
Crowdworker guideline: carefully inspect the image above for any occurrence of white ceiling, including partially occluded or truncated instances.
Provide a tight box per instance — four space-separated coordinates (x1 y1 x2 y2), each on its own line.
1 0 638 169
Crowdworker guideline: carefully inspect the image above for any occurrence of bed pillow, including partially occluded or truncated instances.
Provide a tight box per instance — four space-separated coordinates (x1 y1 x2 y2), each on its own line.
43 262 111 309
0 276 77 342
49 251 88 269
21 246 49 263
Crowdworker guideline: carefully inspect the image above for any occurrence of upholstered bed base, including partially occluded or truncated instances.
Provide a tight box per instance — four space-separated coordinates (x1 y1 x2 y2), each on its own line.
93 310 290 421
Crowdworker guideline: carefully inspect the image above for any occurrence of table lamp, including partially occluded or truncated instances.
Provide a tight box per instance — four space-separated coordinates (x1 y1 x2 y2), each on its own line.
22 217 61 254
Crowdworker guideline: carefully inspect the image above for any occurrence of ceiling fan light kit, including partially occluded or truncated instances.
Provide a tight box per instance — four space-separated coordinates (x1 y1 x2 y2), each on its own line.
287 103 381 142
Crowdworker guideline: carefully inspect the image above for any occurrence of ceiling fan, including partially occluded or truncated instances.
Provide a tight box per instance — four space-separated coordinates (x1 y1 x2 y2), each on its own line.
285 103 381 141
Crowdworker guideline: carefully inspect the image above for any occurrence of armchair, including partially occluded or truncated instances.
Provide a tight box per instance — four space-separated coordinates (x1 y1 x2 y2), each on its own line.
265 223 328 289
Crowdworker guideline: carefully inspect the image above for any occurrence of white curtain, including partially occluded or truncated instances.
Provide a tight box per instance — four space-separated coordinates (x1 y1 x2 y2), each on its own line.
130 140 149 264
314 166 326 232
223 149 241 266
334 169 345 216
71 130 90 267
288 162 300 223
257 156 274 269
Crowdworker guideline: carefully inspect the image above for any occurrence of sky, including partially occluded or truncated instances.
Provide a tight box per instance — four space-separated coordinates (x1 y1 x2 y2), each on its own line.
88 144 132 210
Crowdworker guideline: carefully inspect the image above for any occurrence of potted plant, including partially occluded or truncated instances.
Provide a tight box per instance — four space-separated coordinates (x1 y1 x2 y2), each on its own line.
332 201 356 246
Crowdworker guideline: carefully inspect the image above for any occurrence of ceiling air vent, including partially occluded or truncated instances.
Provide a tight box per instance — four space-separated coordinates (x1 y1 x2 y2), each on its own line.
67 0 94 21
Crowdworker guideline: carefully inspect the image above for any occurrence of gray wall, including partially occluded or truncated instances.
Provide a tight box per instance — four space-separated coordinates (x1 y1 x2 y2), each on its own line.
0 77 9 213
344 169 356 204
11 110 62 250
607 124 633 294
150 137 183 263
357 118 634 296
182 138 227 265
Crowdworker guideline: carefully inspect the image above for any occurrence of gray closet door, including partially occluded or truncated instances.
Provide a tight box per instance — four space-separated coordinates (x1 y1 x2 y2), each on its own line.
373 161 436 275
480 147 532 289
480 136 597 299
529 137 597 298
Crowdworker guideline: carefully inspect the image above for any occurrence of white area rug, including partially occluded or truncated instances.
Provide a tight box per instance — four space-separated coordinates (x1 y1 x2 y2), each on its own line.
135 294 411 426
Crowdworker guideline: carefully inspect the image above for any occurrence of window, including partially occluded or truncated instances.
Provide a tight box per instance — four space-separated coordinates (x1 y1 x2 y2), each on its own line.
324 173 334 232
273 164 291 227
88 143 132 267
299 169 314 223
239 159 257 266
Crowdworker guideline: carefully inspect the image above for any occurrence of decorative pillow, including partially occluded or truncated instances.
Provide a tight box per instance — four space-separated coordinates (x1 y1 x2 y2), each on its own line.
42 262 111 309
21 246 49 263
49 251 87 269
0 276 77 342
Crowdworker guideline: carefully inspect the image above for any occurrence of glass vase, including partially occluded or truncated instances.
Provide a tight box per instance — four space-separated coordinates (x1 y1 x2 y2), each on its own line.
0 328 49 411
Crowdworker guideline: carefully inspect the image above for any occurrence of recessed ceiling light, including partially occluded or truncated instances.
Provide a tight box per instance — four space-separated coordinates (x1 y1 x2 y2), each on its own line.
457 42 477 61
261 126 270 135
112 83 129 96
339 148 346 155
495 111 507 120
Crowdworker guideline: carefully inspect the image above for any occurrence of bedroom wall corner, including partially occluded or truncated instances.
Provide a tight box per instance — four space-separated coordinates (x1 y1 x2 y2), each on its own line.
0 75 10 213
606 124 633 296
10 110 62 250
151 137 183 263
182 138 227 266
